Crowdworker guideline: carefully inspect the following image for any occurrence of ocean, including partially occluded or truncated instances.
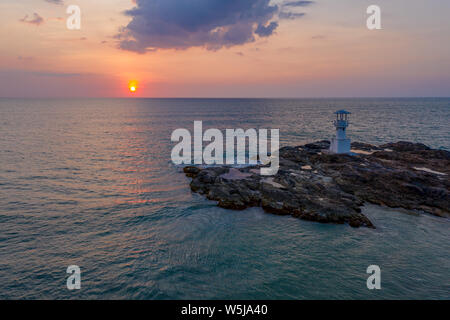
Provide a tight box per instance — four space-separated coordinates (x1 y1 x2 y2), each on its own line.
0 98 449 299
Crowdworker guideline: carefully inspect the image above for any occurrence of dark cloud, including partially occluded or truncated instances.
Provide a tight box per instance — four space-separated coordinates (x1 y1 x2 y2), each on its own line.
283 1 315 7
19 13 44 26
118 0 311 53
255 21 278 37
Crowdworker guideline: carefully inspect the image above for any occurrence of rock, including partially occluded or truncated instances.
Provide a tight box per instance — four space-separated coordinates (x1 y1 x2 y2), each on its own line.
379 141 430 152
220 168 252 180
351 142 382 151
182 141 450 228
183 166 201 177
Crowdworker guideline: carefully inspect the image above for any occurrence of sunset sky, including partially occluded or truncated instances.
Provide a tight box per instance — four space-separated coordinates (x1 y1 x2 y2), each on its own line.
1 0 449 98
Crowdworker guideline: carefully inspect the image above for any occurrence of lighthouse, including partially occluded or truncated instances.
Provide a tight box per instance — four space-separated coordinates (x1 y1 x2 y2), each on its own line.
330 110 351 154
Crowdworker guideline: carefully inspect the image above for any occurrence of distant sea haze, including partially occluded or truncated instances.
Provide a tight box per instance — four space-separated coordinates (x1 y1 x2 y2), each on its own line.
0 98 449 299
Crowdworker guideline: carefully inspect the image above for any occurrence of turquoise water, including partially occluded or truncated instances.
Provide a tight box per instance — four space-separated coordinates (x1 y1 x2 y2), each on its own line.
0 98 449 299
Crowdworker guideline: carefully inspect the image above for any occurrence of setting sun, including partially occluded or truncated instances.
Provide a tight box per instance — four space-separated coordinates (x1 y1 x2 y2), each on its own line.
128 81 138 93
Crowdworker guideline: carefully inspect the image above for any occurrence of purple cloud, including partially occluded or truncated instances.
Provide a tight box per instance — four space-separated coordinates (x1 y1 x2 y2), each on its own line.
118 0 311 53
255 21 279 37
20 13 45 26
279 12 305 20
283 1 315 7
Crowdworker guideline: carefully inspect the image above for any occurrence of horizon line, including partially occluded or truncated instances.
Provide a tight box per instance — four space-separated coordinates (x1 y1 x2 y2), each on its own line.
1 96 450 100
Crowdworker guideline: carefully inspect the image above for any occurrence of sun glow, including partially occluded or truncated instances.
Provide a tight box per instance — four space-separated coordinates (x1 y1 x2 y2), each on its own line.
128 81 138 93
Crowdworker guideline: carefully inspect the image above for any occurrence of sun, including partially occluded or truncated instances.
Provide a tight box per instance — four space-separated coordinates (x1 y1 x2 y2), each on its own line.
128 81 138 93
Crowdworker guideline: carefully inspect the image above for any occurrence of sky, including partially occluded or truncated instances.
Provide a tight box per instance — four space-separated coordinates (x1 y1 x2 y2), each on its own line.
0 0 449 98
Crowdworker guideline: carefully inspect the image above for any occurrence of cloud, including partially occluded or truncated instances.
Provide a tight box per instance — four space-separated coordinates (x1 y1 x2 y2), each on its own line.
20 13 45 26
283 1 315 7
48 17 64 22
279 1 313 21
279 12 305 20
17 56 34 62
31 71 86 77
44 0 64 5
255 21 278 37
118 0 311 53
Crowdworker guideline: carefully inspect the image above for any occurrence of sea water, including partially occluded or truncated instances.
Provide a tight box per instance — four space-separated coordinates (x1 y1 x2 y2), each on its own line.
0 98 449 299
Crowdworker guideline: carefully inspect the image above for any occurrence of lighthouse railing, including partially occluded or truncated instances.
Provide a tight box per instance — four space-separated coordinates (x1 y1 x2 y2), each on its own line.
333 119 350 127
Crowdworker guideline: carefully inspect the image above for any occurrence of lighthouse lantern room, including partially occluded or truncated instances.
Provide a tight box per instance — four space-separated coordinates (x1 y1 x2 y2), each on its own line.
330 110 351 154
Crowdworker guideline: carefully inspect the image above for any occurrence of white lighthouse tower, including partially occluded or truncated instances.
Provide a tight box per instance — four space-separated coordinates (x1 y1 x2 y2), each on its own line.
330 110 351 154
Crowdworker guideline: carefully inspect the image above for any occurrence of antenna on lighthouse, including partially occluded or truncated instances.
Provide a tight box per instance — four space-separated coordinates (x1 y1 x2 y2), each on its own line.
330 110 351 154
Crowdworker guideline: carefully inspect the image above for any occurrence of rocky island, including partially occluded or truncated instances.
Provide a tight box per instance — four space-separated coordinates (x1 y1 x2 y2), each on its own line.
183 141 449 228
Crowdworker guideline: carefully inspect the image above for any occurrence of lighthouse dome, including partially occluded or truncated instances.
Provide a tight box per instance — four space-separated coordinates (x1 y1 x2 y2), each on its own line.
334 110 351 115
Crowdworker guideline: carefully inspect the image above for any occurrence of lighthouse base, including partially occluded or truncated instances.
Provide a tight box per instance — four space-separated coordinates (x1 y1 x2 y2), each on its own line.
330 137 351 154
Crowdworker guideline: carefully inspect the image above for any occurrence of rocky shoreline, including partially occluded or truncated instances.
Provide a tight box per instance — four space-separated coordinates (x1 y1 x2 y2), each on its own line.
183 141 449 228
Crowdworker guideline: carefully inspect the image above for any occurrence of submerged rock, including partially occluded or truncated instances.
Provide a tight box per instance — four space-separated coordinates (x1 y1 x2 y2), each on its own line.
182 141 450 228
